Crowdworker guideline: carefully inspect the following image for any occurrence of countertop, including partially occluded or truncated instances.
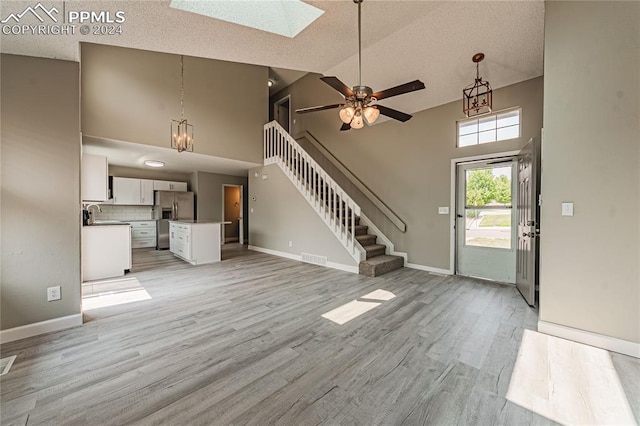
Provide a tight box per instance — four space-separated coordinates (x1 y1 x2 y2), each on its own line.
84 220 131 227
169 220 231 225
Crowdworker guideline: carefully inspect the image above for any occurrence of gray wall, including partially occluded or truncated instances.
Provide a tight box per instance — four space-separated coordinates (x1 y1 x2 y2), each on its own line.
540 1 640 343
1 54 81 330
249 164 358 267
191 171 248 239
271 75 543 270
81 43 268 164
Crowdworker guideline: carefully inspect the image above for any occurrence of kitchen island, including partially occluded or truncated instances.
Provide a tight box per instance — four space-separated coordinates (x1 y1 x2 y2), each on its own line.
169 221 227 265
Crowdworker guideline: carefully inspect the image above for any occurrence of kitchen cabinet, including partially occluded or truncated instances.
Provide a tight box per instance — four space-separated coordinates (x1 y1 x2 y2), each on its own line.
169 221 221 265
113 177 155 205
82 224 131 281
140 179 154 205
130 220 157 248
82 153 108 202
113 177 141 205
153 180 187 191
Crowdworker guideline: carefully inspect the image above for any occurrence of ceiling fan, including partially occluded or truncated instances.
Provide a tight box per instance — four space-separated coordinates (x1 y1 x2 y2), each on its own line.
295 0 426 131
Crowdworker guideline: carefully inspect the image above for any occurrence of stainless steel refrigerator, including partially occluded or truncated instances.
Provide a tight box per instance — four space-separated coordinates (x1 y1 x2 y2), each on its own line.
154 191 194 249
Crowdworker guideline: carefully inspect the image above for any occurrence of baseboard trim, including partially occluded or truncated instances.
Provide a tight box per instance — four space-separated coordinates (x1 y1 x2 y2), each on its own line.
248 245 358 274
538 320 640 358
0 314 83 344
406 263 453 276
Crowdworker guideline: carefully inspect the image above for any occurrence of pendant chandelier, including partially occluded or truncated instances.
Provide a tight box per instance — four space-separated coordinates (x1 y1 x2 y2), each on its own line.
171 55 194 153
463 53 492 118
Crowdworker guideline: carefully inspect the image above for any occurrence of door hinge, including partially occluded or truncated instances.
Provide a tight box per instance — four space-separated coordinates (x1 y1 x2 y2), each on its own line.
538 194 542 206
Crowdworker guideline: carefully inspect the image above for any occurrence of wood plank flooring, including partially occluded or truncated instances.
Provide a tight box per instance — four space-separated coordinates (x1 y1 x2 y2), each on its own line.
1 247 638 425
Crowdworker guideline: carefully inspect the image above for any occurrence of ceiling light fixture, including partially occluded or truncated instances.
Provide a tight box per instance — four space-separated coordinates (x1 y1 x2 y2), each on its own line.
295 0 425 131
171 55 194 153
144 160 165 168
463 53 493 117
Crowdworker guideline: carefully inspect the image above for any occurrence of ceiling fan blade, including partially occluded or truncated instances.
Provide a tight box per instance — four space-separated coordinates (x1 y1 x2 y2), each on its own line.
375 105 413 122
295 104 344 114
320 76 355 98
340 122 351 131
372 80 425 101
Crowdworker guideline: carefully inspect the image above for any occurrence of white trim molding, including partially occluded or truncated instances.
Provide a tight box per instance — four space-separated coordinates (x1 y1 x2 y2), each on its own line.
0 314 83 344
406 263 453 276
248 245 358 274
538 320 640 359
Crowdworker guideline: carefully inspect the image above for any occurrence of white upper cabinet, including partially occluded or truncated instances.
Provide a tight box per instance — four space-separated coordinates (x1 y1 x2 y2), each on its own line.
81 153 108 202
153 180 187 191
113 177 142 205
140 179 154 205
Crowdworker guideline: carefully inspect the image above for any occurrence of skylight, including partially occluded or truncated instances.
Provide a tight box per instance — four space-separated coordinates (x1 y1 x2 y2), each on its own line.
169 0 324 38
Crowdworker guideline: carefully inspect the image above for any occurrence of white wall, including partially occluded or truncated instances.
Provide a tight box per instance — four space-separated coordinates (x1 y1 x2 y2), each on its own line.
540 1 640 344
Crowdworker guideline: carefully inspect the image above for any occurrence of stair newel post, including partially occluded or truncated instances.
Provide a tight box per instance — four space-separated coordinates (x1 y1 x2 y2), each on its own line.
350 201 355 253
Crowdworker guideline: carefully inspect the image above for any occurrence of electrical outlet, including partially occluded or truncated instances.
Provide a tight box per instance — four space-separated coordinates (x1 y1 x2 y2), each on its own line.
47 286 61 302
289 240 293 247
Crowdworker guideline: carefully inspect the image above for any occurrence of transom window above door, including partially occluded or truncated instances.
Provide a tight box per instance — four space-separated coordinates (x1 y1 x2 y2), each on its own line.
457 108 521 147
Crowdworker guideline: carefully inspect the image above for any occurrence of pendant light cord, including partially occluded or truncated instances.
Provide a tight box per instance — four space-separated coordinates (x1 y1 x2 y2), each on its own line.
180 55 185 119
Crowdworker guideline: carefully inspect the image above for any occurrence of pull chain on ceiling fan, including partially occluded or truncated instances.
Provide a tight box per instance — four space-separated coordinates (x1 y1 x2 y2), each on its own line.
296 0 426 131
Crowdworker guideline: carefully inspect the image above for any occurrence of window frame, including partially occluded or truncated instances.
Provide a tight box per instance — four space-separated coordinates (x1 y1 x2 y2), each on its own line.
457 107 522 148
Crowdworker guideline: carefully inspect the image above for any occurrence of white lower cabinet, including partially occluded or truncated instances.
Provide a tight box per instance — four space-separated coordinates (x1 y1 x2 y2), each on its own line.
169 221 221 265
130 221 157 248
82 225 132 282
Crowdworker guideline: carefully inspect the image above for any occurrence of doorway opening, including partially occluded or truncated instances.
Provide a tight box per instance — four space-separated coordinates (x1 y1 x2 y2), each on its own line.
274 95 291 133
456 158 518 283
222 184 244 245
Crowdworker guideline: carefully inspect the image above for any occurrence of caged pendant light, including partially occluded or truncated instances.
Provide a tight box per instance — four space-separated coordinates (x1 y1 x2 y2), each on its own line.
171 55 194 153
463 53 493 118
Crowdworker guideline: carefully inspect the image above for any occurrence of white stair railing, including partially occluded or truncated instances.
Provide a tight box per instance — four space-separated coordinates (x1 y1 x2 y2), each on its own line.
264 121 366 263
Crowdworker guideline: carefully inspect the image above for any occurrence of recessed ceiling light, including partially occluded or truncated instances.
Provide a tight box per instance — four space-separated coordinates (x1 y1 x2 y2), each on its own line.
144 160 165 168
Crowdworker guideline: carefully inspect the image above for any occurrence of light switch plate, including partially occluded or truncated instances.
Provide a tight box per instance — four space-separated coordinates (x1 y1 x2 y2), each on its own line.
438 207 449 215
561 202 574 216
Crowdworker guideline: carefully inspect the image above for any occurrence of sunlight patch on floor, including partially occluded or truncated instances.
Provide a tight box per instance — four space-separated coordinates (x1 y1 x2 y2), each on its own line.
361 289 396 301
322 289 397 325
506 329 636 425
322 300 381 325
82 277 152 310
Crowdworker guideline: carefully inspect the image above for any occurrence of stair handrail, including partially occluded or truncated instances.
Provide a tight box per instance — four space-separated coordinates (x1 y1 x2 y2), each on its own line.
264 121 366 263
294 130 406 233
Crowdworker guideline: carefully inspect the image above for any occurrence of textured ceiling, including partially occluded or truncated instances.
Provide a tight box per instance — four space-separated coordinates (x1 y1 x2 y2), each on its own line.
1 0 544 114
1 0 545 172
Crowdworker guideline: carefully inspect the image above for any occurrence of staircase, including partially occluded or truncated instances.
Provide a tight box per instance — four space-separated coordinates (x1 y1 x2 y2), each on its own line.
264 121 404 277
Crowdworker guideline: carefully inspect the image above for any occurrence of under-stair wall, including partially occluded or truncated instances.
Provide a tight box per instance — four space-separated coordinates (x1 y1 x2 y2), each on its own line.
257 121 406 276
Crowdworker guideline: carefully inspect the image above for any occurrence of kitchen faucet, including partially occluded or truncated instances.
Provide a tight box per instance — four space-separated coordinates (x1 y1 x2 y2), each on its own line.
84 204 102 225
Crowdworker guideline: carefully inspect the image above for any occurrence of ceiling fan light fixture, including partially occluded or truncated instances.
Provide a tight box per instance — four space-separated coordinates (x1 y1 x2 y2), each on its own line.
339 106 355 124
350 110 364 129
363 106 380 124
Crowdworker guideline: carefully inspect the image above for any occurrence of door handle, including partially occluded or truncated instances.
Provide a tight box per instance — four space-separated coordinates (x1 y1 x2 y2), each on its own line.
457 214 464 218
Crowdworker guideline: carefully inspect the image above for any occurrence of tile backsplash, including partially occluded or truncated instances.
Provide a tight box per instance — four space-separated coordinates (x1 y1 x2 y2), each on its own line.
95 205 154 221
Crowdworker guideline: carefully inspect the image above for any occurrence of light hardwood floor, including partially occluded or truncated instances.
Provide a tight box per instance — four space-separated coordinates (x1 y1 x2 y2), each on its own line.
1 247 638 425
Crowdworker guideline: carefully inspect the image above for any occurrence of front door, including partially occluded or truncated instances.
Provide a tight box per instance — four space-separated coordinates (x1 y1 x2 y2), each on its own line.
456 159 517 283
516 138 541 306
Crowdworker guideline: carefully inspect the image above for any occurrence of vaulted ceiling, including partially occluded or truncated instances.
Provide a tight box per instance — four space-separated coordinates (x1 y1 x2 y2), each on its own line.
1 0 545 115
